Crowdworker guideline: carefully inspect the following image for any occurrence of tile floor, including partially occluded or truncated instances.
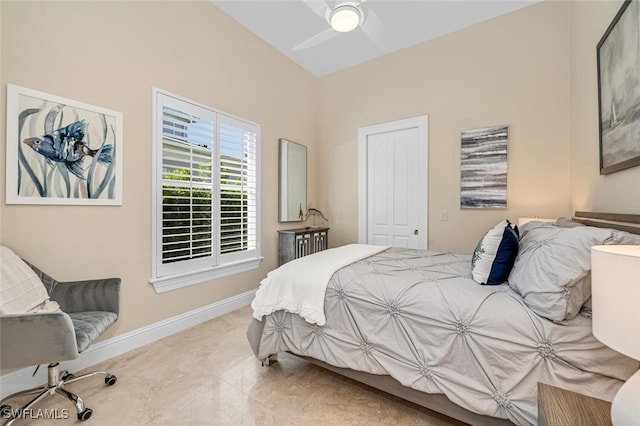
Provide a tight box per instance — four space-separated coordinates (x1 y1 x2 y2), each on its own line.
2 306 461 425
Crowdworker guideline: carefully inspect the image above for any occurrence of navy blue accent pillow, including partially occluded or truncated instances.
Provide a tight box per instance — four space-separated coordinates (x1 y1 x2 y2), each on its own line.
471 220 519 285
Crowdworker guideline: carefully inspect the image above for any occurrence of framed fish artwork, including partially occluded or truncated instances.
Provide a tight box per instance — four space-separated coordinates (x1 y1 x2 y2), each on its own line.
5 84 123 205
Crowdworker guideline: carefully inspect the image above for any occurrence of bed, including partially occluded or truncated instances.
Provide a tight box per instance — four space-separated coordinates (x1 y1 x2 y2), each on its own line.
247 212 640 425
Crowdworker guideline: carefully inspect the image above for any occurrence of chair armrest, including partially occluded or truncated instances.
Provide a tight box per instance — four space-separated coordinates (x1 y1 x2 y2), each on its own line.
22 259 120 314
24 260 60 293
0 312 79 369
49 278 121 315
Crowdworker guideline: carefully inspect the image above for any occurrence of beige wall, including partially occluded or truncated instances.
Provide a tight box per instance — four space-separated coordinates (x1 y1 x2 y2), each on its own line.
317 1 573 253
0 1 318 342
570 0 640 213
1 0 637 359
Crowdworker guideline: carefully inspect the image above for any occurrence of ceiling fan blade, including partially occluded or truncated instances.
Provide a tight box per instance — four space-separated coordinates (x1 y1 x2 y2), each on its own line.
301 0 330 20
361 7 388 50
293 28 339 51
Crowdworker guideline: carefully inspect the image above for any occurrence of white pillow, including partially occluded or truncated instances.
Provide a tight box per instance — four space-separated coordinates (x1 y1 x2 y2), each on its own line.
0 246 60 314
471 220 519 285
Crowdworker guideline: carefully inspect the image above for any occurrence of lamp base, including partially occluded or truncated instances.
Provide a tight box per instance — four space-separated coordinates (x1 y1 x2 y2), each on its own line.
612 368 640 425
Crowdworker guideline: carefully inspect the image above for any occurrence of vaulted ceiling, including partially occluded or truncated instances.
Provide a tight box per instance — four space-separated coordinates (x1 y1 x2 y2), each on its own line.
212 1 540 77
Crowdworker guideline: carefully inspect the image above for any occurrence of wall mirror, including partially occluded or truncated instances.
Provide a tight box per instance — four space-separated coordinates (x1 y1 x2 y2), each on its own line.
279 138 307 222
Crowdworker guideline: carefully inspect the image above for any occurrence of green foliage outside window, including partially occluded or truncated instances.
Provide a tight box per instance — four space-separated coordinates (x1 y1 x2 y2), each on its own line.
162 162 248 264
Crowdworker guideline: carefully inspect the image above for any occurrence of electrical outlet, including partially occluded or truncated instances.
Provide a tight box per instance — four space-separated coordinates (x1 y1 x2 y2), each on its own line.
439 210 448 221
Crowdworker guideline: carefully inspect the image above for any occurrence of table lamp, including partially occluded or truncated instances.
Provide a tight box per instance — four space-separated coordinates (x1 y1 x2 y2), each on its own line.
591 245 640 425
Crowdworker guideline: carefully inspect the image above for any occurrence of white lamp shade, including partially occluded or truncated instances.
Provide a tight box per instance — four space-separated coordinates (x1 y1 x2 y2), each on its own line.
591 245 640 360
612 369 640 425
330 5 360 32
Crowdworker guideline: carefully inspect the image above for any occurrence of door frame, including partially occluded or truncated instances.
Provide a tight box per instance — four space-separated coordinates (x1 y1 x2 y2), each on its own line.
357 115 428 248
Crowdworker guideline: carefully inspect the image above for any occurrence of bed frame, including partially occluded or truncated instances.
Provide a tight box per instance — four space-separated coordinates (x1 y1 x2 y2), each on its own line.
265 211 640 426
573 211 640 234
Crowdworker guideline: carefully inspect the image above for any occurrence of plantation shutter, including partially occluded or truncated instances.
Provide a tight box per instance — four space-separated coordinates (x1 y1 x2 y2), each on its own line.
218 116 258 262
154 90 260 282
159 94 216 276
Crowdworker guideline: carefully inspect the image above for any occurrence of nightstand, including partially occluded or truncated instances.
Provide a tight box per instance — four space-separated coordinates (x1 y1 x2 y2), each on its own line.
538 383 612 426
278 227 329 265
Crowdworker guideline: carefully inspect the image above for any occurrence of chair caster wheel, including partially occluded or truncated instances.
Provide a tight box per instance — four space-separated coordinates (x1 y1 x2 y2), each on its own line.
62 372 76 381
1 404 12 418
78 408 92 421
105 374 117 386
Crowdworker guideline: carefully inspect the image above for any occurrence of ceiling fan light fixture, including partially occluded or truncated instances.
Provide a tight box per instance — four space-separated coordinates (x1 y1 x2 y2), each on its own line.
330 4 361 33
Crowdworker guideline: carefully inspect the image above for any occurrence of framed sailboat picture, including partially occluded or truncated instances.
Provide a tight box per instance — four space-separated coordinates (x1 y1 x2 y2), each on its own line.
597 0 640 175
5 84 123 205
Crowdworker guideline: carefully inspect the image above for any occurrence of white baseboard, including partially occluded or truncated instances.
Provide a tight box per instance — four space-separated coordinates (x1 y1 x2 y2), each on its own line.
0 289 255 400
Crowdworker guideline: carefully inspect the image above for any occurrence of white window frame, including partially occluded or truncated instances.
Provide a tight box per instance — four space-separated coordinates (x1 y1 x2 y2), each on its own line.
150 88 261 293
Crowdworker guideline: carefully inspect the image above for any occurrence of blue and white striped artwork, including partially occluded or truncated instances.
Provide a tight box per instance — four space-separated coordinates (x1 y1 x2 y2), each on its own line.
460 125 508 209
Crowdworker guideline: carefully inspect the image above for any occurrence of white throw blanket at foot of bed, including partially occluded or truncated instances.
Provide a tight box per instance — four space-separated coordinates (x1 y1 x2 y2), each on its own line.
252 244 388 326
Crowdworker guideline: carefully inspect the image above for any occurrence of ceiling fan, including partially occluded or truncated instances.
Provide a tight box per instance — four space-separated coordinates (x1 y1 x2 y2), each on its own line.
293 0 387 51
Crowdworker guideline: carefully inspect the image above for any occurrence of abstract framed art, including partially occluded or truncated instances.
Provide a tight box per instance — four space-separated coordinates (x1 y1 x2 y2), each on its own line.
597 0 640 175
5 84 123 205
460 125 508 209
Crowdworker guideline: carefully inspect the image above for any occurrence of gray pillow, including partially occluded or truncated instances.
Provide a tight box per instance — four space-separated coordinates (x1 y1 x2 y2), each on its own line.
611 229 640 245
555 217 584 228
508 225 616 321
555 217 640 243
518 220 556 238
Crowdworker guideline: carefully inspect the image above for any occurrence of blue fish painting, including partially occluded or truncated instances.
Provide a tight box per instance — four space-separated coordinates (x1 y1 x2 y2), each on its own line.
22 120 113 180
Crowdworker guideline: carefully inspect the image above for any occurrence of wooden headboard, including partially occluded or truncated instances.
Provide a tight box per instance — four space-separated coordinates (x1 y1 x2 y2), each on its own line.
573 211 640 235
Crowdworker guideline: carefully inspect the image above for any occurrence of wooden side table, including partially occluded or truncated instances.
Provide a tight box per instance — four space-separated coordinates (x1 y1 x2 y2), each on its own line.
538 383 612 426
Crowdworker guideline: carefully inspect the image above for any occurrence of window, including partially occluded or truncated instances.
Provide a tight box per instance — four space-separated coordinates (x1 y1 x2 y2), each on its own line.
151 89 261 293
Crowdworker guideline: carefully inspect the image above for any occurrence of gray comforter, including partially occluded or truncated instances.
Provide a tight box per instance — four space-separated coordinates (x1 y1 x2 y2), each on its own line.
247 248 637 425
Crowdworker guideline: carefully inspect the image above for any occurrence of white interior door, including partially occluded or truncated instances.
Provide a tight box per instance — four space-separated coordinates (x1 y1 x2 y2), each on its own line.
358 116 428 248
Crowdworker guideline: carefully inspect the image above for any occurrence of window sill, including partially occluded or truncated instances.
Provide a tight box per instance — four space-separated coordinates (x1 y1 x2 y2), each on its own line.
150 257 263 294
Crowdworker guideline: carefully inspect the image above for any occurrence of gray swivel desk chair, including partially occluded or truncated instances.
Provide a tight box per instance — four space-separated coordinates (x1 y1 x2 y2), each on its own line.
0 259 120 424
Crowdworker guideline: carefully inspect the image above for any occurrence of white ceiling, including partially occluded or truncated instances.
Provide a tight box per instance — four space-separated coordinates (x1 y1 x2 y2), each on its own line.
211 0 540 77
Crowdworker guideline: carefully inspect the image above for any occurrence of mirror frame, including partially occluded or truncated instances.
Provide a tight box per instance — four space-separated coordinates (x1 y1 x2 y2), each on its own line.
279 138 307 222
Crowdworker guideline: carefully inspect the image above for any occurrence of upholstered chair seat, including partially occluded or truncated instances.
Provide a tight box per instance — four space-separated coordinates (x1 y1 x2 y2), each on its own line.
0 247 120 423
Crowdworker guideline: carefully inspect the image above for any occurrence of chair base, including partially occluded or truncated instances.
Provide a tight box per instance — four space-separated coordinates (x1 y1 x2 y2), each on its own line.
0 363 116 424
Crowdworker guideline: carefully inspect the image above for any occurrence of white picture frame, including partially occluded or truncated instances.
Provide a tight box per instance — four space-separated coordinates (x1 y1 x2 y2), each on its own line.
6 84 123 205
